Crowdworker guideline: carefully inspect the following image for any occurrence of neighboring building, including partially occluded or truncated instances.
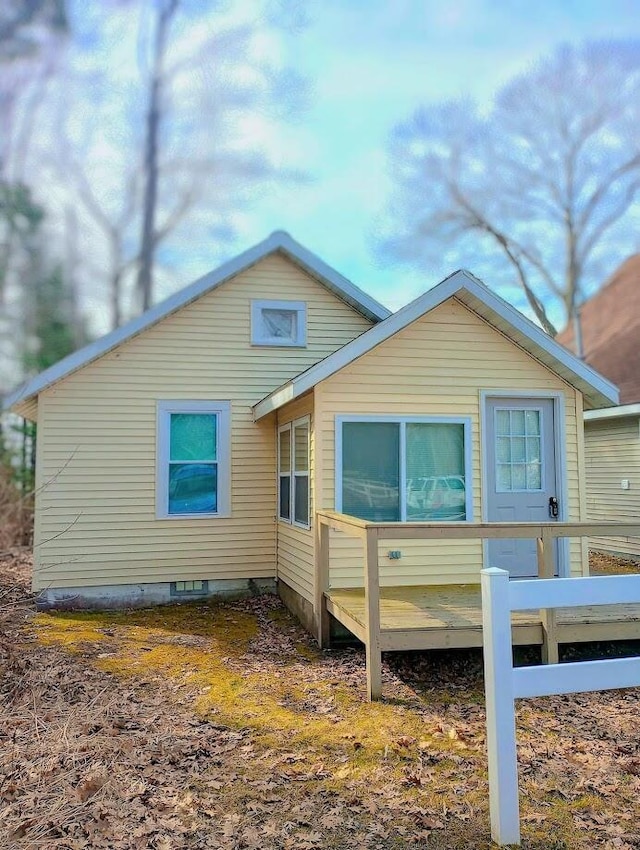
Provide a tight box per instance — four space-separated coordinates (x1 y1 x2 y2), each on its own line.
558 256 640 560
3 232 617 637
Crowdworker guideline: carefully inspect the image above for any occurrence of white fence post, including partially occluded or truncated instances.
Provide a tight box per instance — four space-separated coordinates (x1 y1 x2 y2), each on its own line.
481 567 521 847
482 569 640 845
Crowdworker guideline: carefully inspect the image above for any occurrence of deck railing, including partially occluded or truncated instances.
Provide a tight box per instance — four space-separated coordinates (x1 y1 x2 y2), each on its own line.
315 511 640 700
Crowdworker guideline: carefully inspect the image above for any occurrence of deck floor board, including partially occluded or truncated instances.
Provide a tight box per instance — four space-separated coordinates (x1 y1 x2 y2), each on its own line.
326 584 640 650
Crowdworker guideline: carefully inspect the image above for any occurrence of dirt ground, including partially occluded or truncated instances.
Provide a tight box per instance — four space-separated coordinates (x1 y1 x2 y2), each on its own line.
1 550 640 849
589 551 640 576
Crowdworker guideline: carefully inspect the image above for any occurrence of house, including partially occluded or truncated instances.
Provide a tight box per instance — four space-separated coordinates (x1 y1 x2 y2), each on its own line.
558 255 640 561
4 232 618 645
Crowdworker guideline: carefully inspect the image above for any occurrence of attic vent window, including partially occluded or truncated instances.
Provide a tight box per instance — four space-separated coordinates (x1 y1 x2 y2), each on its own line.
251 300 306 347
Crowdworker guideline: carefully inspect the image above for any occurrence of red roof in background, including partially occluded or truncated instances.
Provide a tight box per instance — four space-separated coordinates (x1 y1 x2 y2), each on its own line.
557 255 640 405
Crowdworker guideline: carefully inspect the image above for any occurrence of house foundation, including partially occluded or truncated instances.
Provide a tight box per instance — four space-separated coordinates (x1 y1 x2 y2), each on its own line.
36 578 276 611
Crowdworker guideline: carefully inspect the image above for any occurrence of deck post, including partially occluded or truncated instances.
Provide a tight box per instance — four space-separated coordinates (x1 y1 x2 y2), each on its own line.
481 567 521 846
537 529 559 664
363 526 382 701
315 518 331 648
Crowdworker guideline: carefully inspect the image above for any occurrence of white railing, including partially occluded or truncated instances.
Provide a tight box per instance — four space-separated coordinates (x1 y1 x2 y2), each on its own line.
481 567 640 846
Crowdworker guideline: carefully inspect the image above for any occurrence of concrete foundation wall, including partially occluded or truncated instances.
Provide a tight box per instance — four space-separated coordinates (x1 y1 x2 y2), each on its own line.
37 577 276 611
277 578 356 645
277 578 316 636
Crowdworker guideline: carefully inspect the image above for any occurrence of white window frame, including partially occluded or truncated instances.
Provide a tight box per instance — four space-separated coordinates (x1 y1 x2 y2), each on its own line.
277 421 292 523
156 400 231 520
251 299 307 347
335 414 473 522
277 415 311 529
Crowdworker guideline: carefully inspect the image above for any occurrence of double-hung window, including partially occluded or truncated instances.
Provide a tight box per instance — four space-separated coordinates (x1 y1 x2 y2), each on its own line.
337 416 472 523
278 417 310 527
157 401 231 518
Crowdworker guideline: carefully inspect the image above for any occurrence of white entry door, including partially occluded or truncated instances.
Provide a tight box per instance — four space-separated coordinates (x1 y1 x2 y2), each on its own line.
485 397 559 577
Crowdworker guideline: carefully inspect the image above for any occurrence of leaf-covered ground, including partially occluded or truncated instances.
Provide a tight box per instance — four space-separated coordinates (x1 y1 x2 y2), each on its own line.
2 550 640 849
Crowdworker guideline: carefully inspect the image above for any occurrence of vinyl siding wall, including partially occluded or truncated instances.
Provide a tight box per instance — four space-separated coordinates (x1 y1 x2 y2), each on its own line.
585 417 640 559
33 254 372 591
315 297 586 588
276 393 315 603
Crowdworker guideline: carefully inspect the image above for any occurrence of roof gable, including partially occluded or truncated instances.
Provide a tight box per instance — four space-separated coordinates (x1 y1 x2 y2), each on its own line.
3 231 390 411
557 255 640 405
253 270 618 420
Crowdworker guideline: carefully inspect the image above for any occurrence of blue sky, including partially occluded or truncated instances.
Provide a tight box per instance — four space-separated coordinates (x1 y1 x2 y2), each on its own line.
230 0 640 312
23 0 640 337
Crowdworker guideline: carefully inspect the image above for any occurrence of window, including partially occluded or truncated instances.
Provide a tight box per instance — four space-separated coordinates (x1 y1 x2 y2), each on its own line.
251 300 306 347
278 417 310 527
157 401 231 518
279 425 291 520
337 416 472 522
495 407 543 492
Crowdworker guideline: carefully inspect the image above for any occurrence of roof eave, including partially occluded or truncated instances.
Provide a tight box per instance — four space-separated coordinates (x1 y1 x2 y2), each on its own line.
2 231 390 411
584 403 640 422
453 283 619 410
275 233 391 323
253 270 619 420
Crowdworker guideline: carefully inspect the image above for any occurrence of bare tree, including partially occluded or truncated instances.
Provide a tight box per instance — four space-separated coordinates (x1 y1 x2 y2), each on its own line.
0 1 67 180
136 0 178 313
0 0 66 61
53 136 139 330
36 1 306 323
381 41 640 335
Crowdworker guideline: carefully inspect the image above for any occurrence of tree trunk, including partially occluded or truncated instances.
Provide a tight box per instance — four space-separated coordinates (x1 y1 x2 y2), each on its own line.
135 0 178 314
108 234 123 330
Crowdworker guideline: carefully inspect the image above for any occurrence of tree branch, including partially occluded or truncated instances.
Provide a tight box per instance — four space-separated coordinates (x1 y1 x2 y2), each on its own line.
577 154 640 232
446 181 557 333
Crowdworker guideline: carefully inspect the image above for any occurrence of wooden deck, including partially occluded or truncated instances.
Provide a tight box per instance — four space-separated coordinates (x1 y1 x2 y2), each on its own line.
316 512 640 699
326 584 640 652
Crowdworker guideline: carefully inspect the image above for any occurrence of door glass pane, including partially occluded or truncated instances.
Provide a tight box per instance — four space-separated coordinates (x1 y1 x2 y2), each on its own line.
497 464 512 491
342 422 399 521
294 475 309 525
512 463 526 489
170 414 216 461
406 423 466 520
525 410 540 435
495 408 543 491
511 437 525 463
511 410 525 434
496 410 510 435
527 463 541 490
497 437 510 463
294 423 309 472
527 437 541 463
168 463 217 514
279 428 290 473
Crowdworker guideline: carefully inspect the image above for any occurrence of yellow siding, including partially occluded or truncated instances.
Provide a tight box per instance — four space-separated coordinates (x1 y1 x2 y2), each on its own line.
315 297 585 587
585 417 640 559
14 397 38 421
276 393 315 603
34 254 372 591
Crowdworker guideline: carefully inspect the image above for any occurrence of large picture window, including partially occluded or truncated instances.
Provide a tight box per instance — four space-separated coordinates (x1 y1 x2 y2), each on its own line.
278 417 310 527
157 401 231 518
337 416 472 522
